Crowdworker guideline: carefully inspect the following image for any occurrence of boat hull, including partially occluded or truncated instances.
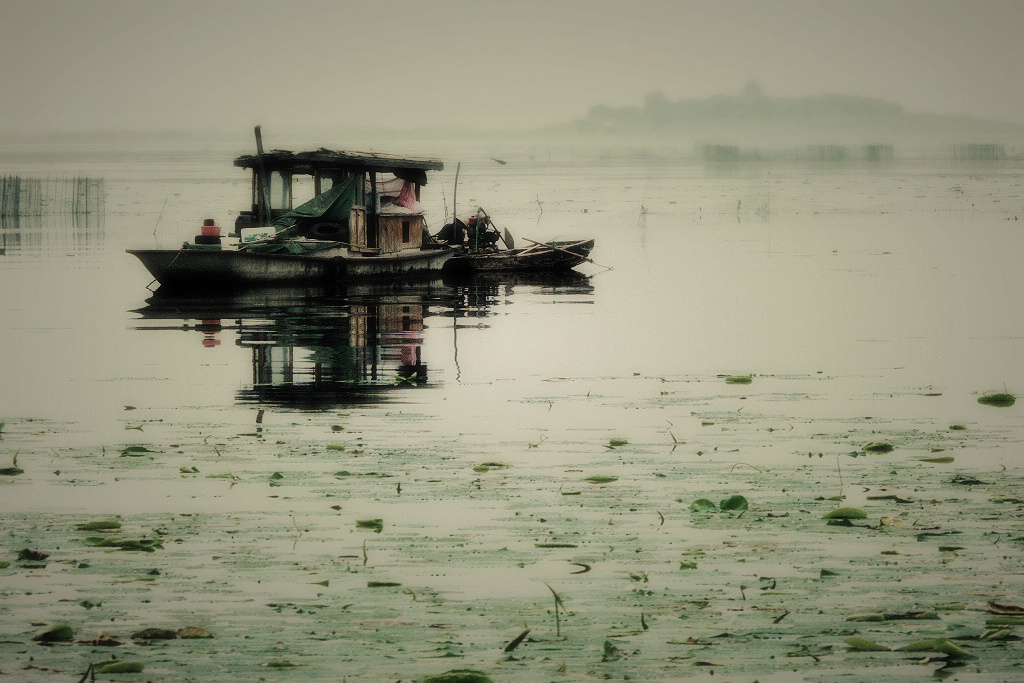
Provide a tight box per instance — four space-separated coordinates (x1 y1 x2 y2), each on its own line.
443 239 594 275
128 245 454 290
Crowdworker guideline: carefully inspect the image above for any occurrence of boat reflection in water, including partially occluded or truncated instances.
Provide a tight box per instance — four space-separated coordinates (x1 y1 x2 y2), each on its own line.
133 280 456 409
131 271 594 410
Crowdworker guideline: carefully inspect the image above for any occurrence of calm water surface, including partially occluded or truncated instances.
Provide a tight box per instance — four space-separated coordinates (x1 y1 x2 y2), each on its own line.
3 143 1024 681
1 142 1022 463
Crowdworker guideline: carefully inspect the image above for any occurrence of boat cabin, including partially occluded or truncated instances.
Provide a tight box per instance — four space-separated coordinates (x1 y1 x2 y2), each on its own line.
233 149 444 253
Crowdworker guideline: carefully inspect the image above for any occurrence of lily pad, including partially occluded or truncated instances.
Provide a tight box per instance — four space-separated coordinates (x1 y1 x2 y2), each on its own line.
845 636 889 651
32 624 74 642
120 445 156 457
0 466 23 476
17 548 48 561
93 661 144 674
75 520 121 531
423 670 494 683
846 612 885 622
473 462 509 473
724 375 752 384
584 475 618 484
863 442 894 454
823 507 867 519
130 628 177 640
83 537 163 552
978 392 1015 407
719 494 749 511
608 438 629 447
177 626 213 638
356 519 384 533
690 498 717 511
932 638 977 660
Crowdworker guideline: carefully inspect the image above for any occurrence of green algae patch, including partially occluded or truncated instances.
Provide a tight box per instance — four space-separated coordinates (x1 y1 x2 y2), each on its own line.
978 392 1015 407
423 670 493 683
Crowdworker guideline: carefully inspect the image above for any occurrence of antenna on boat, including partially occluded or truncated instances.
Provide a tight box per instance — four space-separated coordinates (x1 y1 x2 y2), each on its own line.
254 125 273 226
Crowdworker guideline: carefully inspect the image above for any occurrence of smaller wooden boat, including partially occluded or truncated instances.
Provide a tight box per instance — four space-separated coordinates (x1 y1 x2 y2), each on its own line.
443 238 595 275
436 209 595 275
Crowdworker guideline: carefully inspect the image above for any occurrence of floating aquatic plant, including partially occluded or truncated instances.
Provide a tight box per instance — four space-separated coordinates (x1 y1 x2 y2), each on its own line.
92 661 144 674
845 636 889 652
120 445 156 457
822 507 867 520
584 475 617 484
719 494 749 511
32 624 74 642
423 670 493 683
356 519 384 533
75 520 121 531
82 537 163 552
863 442 894 454
724 375 753 385
473 462 509 473
978 392 1015 407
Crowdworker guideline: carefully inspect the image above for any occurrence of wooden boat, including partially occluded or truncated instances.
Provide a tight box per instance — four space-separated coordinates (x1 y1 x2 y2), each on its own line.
436 209 595 275
128 127 453 290
443 238 595 275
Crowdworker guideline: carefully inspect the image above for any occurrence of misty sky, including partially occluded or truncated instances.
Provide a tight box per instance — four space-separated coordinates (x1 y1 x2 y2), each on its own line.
2 0 1022 134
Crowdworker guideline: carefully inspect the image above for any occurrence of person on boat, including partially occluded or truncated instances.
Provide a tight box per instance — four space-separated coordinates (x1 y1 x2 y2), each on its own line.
466 213 500 252
434 218 467 246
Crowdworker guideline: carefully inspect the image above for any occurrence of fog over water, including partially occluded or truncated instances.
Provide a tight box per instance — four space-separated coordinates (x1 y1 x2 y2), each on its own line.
2 0 1023 138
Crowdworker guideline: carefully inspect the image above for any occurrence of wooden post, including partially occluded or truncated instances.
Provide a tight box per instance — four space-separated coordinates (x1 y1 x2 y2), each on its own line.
254 126 273 225
369 171 378 249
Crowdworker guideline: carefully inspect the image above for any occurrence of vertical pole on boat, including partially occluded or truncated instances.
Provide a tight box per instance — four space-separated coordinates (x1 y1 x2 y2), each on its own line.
254 125 273 225
452 162 460 230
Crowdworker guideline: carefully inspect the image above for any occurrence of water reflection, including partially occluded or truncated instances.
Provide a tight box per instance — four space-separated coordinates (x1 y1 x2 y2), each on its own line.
133 281 452 409
131 272 594 410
